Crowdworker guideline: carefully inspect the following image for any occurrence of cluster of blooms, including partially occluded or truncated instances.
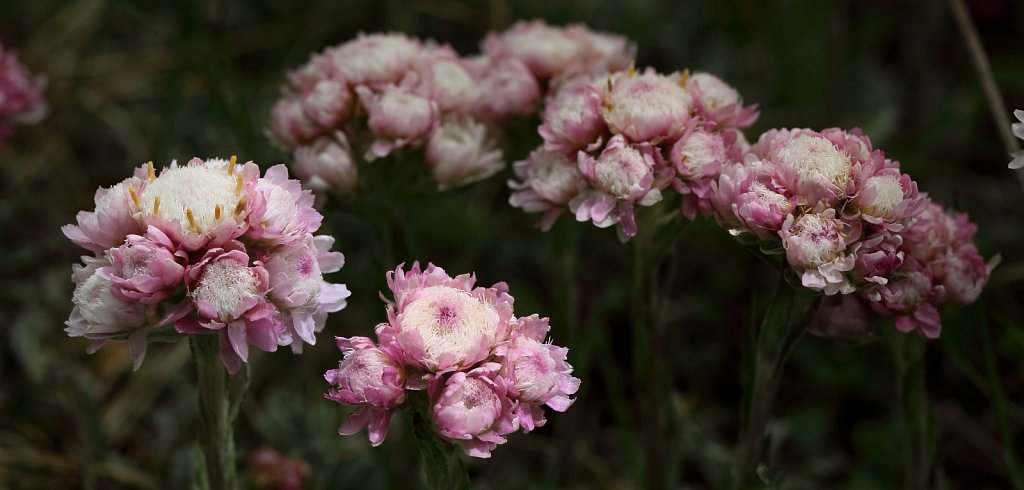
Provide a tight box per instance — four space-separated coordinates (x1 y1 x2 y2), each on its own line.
0 41 47 144
270 21 633 194
509 66 759 239
62 157 350 371
249 446 308 490
325 263 579 458
711 127 992 337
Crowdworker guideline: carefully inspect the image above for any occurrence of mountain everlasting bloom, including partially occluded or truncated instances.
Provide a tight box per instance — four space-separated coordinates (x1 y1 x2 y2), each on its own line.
325 33 421 86
429 363 518 458
0 42 47 143
538 75 607 155
469 57 542 122
326 262 577 457
603 68 693 143
425 118 504 190
508 148 589 230
779 210 857 295
1010 110 1024 169
63 157 349 371
482 20 633 81
357 85 438 160
291 132 358 194
325 334 407 446
269 96 322 150
299 78 351 129
685 72 758 129
712 160 795 240
670 128 733 220
571 135 673 239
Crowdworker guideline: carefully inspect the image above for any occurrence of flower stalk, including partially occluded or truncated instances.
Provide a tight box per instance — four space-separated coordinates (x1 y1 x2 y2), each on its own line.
409 391 470 490
191 334 239 490
888 329 933 490
737 272 819 486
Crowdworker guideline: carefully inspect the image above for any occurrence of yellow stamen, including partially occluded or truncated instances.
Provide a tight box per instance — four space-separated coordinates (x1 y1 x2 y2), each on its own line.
228 155 237 175
234 197 247 216
147 161 155 181
679 68 690 87
128 187 141 207
235 174 243 193
214 204 222 221
628 61 636 77
186 208 197 230
153 196 161 216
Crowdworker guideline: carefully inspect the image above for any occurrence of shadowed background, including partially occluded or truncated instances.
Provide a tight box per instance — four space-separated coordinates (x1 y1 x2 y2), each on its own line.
1 0 1023 488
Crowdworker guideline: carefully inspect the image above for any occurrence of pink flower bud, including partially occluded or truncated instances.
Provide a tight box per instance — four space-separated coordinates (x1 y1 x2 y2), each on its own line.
779 210 856 294
357 85 437 159
246 165 323 247
685 72 758 129
500 332 579 431
429 363 518 458
325 33 421 86
292 132 358 194
325 335 406 446
508 148 589 231
425 118 504 190
300 78 351 129
108 226 186 305
603 69 693 143
470 57 542 122
269 96 321 150
538 76 607 155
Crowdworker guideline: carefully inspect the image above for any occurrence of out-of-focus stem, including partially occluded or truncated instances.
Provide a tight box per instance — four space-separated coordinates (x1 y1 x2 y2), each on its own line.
736 273 818 487
947 0 1024 189
191 335 237 490
979 304 1024 489
889 331 932 490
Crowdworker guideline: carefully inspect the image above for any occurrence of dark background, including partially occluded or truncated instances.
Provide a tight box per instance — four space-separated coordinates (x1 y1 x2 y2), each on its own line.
1 0 1023 488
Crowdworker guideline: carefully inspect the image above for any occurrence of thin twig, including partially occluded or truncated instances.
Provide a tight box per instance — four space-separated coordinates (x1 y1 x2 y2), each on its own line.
947 0 1024 189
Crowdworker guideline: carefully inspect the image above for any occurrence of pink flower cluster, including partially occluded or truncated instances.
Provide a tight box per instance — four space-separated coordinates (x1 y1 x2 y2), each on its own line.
325 263 579 458
249 447 309 490
0 42 47 144
271 22 633 193
510 67 758 238
712 127 992 337
63 157 350 371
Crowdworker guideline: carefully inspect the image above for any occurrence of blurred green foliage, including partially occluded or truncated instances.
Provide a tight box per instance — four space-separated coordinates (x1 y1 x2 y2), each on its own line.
1 0 1023 488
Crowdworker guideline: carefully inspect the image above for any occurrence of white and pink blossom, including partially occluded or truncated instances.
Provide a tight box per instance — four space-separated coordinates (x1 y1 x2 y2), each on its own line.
508 148 589 231
325 334 406 446
429 363 518 458
292 132 359 194
603 69 693 143
425 118 505 190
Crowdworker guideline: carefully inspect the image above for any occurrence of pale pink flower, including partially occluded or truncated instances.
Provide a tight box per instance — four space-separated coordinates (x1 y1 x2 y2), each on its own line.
685 72 758 129
133 157 261 251
429 362 518 458
107 226 186 305
867 258 941 338
670 129 730 220
482 20 588 80
325 334 406 446
66 256 148 368
1009 110 1024 169
263 235 350 349
750 128 856 210
538 76 607 155
498 316 579 431
0 42 47 141
779 210 857 295
62 172 146 253
292 132 358 194
808 295 876 340
413 49 479 114
851 169 926 231
470 57 542 122
178 246 284 373
851 233 905 285
382 262 514 373
246 165 323 246
269 96 322 150
508 148 589 231
714 160 796 240
603 69 693 143
425 118 505 190
571 135 673 240
357 85 437 160
568 27 635 76
324 33 421 86
299 78 351 129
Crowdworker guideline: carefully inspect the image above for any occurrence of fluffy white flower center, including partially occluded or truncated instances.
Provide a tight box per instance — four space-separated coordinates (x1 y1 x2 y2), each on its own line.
748 182 792 211
139 162 241 236
430 61 475 110
529 153 582 203
690 73 739 111
191 257 260 320
96 180 131 214
778 134 852 191
791 213 843 266
860 175 904 217
401 286 499 364
594 145 649 198
676 132 725 177
606 74 692 138
513 343 557 401
73 271 113 320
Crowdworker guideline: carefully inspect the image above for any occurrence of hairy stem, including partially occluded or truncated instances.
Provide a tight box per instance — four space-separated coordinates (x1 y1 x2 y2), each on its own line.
190 335 237 490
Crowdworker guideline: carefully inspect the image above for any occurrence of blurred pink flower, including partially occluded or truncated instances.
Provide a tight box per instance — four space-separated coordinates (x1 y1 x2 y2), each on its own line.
249 447 309 490
429 362 518 458
482 20 632 80
269 96 322 150
325 33 421 86
292 132 358 194
685 72 758 129
357 85 437 160
425 118 505 190
469 57 542 122
299 78 351 129
0 42 47 142
538 75 607 155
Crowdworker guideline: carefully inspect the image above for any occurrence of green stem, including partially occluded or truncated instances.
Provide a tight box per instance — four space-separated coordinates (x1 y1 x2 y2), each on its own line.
978 304 1024 489
888 330 932 490
409 391 469 490
190 335 238 490
736 272 819 487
